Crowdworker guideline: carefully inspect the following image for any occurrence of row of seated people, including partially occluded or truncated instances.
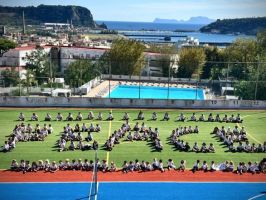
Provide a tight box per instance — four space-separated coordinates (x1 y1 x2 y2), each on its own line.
191 159 265 174
172 140 215 153
1 123 53 153
10 158 116 173
228 141 266 153
57 138 99 152
17 112 106 122
11 158 266 174
169 126 199 139
179 113 243 123
62 123 101 135
18 111 243 123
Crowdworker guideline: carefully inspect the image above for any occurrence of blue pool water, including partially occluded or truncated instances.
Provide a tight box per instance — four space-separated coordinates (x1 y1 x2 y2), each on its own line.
1 182 266 200
107 85 205 100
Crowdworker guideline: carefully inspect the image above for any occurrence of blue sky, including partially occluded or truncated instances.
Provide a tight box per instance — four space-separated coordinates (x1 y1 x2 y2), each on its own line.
1 0 265 22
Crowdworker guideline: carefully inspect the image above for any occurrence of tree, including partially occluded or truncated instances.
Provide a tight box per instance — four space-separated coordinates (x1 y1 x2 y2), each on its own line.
25 47 50 84
177 47 206 78
21 69 36 94
235 60 266 100
0 68 19 87
102 39 145 75
64 59 98 88
224 39 258 80
0 38 16 56
202 46 226 79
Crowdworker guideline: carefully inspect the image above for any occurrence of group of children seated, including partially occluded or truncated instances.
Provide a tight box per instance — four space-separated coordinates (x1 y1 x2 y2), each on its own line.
11 158 266 174
191 159 266 174
1 123 53 153
122 158 186 173
104 121 163 151
18 111 108 122
212 126 266 153
57 123 101 152
10 158 117 173
180 112 243 123
172 139 215 153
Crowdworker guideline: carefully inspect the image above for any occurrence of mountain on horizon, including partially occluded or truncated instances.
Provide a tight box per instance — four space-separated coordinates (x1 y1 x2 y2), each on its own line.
153 16 215 24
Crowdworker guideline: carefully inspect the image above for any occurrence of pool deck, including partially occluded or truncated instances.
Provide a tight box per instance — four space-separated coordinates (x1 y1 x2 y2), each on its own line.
86 81 212 99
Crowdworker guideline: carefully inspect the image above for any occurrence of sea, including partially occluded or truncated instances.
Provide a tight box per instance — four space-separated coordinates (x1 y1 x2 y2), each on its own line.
97 20 255 44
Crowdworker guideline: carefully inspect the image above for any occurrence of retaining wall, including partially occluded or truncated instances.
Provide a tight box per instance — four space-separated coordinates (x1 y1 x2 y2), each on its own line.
0 96 265 109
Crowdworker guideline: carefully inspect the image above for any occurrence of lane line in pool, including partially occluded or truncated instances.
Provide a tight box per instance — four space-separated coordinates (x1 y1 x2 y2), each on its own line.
106 109 112 164
237 123 262 144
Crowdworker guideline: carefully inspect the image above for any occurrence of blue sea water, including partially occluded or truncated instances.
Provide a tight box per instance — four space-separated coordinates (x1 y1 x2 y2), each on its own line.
97 20 202 31
96 21 255 44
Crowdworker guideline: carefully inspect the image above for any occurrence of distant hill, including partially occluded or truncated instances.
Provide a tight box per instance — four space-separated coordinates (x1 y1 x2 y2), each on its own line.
200 17 266 35
0 4 96 27
153 16 215 24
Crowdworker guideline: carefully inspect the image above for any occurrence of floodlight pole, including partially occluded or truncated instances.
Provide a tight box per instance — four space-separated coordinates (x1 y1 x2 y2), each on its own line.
254 62 260 101
109 61 111 98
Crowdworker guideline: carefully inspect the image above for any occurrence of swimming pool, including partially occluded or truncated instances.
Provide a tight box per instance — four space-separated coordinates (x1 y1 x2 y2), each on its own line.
106 85 205 100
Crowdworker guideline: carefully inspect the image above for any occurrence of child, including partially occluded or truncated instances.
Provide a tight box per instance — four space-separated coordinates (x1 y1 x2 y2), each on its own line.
76 112 83 121
192 160 200 173
158 159 165 172
122 161 128 173
10 159 19 171
109 161 116 172
18 112 25 121
107 112 114 121
44 159 50 172
176 160 185 171
19 160 26 174
49 161 58 173
31 161 38 172
56 113 63 121
45 113 52 121
101 160 108 172
88 111 94 120
201 161 208 172
167 159 176 170
163 112 170 121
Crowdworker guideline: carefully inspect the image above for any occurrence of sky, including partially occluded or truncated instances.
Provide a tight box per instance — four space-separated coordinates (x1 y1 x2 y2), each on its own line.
0 0 266 22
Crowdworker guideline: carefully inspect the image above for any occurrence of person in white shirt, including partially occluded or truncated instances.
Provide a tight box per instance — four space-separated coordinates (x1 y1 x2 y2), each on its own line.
192 160 200 173
178 113 186 121
76 112 83 121
151 112 157 120
201 160 208 172
3 141 10 152
45 113 52 121
97 112 103 120
56 113 63 121
31 113 38 121
123 112 130 120
88 111 94 120
107 112 114 120
163 112 170 121
158 159 165 172
190 113 197 121
167 159 176 170
18 112 25 121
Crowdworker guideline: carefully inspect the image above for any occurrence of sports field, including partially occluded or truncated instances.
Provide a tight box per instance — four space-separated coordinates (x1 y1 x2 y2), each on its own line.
0 108 265 169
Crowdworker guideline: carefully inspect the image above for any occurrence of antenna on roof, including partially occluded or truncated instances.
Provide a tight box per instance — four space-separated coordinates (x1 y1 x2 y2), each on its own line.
22 11 26 34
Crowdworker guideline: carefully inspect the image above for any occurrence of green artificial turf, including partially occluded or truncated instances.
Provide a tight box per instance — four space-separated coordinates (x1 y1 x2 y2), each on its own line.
0 108 265 169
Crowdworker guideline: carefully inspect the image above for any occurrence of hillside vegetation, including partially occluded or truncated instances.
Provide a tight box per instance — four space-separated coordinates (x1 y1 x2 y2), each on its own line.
0 4 96 27
200 17 266 35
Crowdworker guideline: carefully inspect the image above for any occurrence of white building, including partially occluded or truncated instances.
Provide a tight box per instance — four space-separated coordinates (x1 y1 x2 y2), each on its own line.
0 45 51 67
60 46 107 73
